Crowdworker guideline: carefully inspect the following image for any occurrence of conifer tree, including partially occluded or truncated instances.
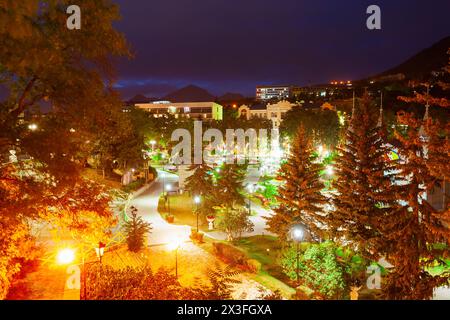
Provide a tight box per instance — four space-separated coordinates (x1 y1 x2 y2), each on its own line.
185 163 217 218
329 94 397 259
266 125 327 240
185 163 215 196
381 112 450 300
123 206 152 252
214 163 247 216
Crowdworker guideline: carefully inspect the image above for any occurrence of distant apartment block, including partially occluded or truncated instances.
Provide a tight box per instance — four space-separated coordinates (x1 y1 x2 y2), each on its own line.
135 101 223 120
256 85 292 101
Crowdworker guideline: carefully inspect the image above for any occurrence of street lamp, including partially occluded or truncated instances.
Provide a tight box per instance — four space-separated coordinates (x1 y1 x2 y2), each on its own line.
150 140 156 153
291 225 305 286
28 123 38 131
56 248 75 265
167 239 182 278
166 184 172 215
326 165 334 176
246 183 256 215
194 195 201 232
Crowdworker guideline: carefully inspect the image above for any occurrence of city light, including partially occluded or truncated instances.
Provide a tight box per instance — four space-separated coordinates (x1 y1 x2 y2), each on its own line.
56 248 75 265
317 145 324 155
28 123 38 131
290 225 305 242
167 238 182 251
247 183 256 193
326 165 334 176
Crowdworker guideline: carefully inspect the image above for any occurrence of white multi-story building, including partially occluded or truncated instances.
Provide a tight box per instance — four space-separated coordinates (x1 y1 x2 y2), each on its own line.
135 101 223 120
238 100 296 127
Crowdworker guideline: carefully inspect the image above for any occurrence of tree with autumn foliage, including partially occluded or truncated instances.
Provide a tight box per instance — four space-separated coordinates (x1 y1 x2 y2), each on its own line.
266 125 327 240
329 94 398 260
398 48 450 109
0 1 131 297
381 112 450 300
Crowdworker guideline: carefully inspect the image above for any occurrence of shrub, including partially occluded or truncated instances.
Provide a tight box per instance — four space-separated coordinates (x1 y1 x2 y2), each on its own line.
246 259 262 273
212 242 247 265
86 265 208 300
280 242 346 299
190 229 204 243
216 209 254 241
123 206 152 252
212 243 261 273
122 178 146 193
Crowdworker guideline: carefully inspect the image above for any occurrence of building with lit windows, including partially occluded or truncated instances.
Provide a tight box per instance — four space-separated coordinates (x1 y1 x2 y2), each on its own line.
135 101 223 120
238 100 297 127
256 85 292 101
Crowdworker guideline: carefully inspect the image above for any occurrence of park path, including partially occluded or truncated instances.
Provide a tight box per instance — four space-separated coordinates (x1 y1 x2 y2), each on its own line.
131 170 192 245
141 167 275 241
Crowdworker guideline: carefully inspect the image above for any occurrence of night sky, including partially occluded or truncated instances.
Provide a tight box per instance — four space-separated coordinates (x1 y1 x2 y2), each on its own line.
113 0 450 99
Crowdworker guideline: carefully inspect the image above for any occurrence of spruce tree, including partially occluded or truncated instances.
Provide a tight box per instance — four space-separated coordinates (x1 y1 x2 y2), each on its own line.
215 164 246 212
266 125 327 240
382 112 450 300
185 163 214 195
123 206 152 252
185 163 217 216
329 94 397 259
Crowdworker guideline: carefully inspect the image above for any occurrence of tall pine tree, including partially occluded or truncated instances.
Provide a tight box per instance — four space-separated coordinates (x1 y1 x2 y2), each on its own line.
266 125 327 240
381 112 450 299
329 94 397 259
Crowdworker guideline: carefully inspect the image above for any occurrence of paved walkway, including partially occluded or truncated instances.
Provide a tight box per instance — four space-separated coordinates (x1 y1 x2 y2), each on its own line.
131 170 192 245
137 168 274 242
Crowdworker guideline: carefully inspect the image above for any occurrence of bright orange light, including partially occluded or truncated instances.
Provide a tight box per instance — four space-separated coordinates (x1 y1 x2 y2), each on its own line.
167 239 182 251
56 248 75 265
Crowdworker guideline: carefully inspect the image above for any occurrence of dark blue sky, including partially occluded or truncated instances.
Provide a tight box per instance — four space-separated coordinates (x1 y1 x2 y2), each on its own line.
113 0 450 99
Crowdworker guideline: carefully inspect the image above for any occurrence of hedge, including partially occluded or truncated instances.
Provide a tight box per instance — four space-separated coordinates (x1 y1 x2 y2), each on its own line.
212 242 261 273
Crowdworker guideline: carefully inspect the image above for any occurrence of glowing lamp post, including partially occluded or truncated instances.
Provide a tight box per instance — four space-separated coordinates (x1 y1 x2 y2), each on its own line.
194 195 201 232
246 183 256 215
291 225 305 285
56 248 75 265
167 239 182 278
166 184 172 215
326 165 334 176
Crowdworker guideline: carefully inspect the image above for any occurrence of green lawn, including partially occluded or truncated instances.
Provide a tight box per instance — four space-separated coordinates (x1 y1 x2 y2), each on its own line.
158 193 211 232
232 236 298 298
197 236 296 299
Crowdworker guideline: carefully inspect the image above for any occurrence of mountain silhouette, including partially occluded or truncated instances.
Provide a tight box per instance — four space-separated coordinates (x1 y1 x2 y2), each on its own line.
163 85 216 102
369 36 450 82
